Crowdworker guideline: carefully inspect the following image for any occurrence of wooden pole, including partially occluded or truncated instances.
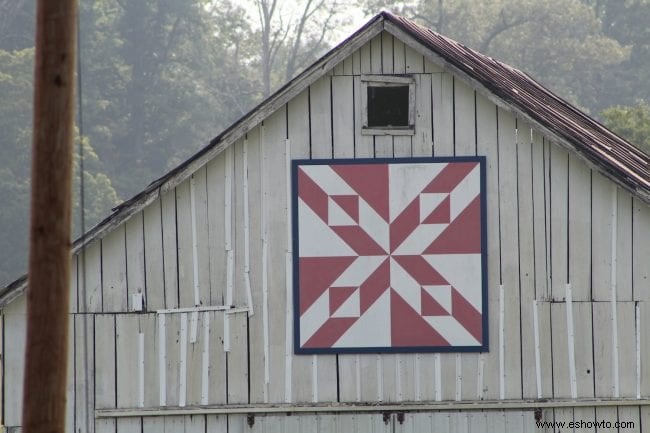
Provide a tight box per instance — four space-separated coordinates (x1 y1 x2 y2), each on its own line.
22 0 77 432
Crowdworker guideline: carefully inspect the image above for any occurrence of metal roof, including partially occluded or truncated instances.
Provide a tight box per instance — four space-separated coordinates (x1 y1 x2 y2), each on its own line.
382 11 648 198
1 11 648 305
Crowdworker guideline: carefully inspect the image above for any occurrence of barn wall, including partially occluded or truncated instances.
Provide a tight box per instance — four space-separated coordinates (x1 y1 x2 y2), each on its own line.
1 294 76 432
84 32 648 429
71 411 541 433
3 30 650 433
2 294 25 428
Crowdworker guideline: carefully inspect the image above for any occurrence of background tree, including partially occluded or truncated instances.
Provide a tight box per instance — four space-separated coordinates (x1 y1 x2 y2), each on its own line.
0 48 120 286
250 0 348 95
363 0 629 109
0 0 34 51
581 0 650 111
602 104 650 155
77 0 261 198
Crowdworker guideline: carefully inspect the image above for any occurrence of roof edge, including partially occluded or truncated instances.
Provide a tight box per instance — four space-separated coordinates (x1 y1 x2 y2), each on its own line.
0 13 387 307
381 14 649 200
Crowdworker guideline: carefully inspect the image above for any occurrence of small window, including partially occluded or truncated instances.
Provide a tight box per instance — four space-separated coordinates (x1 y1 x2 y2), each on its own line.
361 75 415 135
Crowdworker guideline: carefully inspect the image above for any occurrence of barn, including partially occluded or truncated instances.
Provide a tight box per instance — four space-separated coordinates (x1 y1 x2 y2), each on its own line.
2 10 650 433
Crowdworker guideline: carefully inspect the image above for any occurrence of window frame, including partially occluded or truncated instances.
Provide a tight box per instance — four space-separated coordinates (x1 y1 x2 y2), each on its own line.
361 74 416 136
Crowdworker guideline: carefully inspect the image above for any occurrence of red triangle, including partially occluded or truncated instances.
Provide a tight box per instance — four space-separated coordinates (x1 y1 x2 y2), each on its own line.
422 162 477 193
331 164 389 222
424 196 481 254
302 317 358 348
421 288 450 316
331 226 387 255
329 287 356 315
331 195 359 223
298 168 329 222
391 255 449 286
390 289 450 347
422 195 450 224
299 257 356 314
451 287 482 342
390 197 419 252
360 258 390 313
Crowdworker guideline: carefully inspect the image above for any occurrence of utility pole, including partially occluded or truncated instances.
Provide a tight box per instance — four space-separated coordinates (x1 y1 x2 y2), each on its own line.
22 0 77 432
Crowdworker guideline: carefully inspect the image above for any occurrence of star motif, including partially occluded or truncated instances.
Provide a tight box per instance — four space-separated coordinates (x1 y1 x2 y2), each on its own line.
295 159 485 352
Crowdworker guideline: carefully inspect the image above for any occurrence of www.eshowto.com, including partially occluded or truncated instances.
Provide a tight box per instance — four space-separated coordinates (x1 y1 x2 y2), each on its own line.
535 419 635 429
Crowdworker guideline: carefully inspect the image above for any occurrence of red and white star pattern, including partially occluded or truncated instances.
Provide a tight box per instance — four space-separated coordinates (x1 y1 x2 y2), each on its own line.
294 159 485 352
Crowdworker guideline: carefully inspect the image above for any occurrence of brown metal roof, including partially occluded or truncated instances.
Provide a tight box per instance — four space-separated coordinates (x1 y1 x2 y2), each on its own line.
382 11 649 198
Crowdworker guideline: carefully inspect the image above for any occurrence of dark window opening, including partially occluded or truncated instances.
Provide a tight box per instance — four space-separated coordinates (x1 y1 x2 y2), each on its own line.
367 85 409 128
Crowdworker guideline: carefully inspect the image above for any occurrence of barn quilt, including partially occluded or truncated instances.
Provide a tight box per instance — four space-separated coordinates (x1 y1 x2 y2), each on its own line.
292 157 487 353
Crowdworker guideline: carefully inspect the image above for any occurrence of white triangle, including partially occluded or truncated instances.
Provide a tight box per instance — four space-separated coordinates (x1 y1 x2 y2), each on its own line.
328 197 356 226
358 198 389 252
299 290 330 346
392 223 447 256
300 165 357 195
419 193 448 222
389 257 421 313
422 285 452 313
332 290 391 348
450 164 480 220
423 316 480 346
298 200 356 257
423 254 482 311
389 163 446 222
332 256 385 287
331 289 360 318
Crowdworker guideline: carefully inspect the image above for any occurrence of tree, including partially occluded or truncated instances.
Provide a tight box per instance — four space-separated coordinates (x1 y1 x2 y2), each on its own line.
77 0 262 198
0 48 34 285
363 0 629 110
580 0 650 111
249 0 349 95
0 0 34 51
602 103 650 155
0 0 266 285
0 48 120 287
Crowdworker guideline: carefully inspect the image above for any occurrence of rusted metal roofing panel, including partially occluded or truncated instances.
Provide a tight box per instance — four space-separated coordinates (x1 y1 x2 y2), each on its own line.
383 11 649 199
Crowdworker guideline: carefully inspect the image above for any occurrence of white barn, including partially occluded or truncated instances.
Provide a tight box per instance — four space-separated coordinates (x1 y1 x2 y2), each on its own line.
2 11 650 433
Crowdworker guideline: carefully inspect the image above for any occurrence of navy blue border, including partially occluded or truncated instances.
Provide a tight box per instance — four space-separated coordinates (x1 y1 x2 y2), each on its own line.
292 156 488 355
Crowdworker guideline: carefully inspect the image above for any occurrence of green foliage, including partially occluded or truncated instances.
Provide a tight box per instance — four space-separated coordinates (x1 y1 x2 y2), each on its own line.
582 0 650 110
72 137 122 236
602 104 650 155
0 168 29 285
0 48 120 287
76 0 262 198
0 0 35 50
0 48 34 285
0 48 33 179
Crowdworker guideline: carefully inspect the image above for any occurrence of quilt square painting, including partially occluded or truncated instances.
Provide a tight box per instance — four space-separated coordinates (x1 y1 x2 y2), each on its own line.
292 157 487 354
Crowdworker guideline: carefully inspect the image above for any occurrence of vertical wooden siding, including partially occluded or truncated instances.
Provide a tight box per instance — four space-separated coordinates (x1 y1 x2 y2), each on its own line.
2 31 650 433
